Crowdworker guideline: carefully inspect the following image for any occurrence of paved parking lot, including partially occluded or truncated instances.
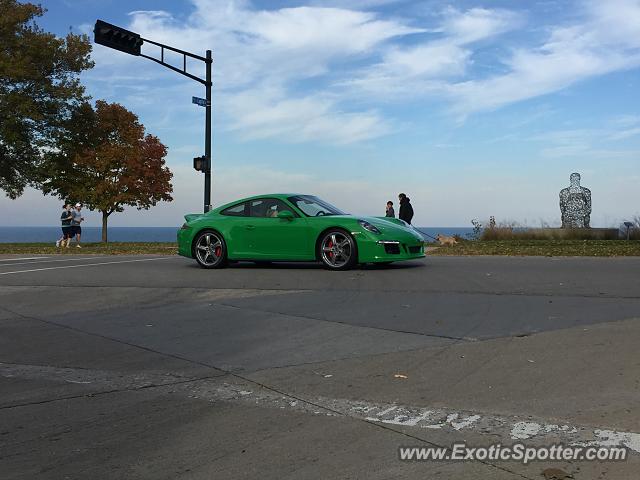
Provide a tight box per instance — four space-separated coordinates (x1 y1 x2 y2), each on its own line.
1 254 640 479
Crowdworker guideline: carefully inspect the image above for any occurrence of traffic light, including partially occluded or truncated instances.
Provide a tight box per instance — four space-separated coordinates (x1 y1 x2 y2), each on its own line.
193 156 210 173
94 20 143 56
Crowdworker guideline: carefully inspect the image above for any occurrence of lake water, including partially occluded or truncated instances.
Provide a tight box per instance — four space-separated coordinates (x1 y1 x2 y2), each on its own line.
0 226 475 243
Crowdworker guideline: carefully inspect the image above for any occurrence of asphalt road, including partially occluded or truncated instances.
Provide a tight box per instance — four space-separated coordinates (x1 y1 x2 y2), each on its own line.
1 254 639 479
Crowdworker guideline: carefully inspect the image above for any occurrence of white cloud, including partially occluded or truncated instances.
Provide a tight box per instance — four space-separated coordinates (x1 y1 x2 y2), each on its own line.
380 43 469 77
83 0 640 144
246 7 419 54
607 115 640 140
335 0 640 119
530 125 640 159
611 114 640 127
308 0 403 8
90 0 640 134
609 127 640 140
125 2 423 88
222 87 391 144
104 1 422 144
447 0 640 117
441 7 522 44
343 6 522 96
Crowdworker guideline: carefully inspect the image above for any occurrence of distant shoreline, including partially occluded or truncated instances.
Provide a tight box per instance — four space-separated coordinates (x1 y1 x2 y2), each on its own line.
0 226 474 243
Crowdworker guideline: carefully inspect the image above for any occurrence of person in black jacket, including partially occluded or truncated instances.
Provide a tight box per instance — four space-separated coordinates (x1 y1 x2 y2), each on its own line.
398 193 414 224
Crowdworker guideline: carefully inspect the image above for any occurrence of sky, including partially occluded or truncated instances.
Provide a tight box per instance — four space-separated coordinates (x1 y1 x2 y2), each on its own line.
1 0 639 227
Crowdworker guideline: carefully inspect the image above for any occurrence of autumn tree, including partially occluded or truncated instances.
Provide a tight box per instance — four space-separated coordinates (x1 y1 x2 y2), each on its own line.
42 101 173 242
0 0 93 198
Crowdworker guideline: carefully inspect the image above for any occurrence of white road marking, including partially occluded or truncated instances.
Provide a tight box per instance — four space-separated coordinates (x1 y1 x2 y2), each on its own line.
511 421 542 439
0 256 114 267
196 385 640 454
0 257 49 262
0 257 173 275
2 362 639 454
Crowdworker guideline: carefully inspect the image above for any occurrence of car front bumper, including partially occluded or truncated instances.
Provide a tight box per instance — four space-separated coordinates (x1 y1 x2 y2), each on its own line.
355 233 425 262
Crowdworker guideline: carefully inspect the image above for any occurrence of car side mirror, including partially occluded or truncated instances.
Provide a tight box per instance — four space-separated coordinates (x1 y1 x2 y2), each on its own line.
277 210 294 220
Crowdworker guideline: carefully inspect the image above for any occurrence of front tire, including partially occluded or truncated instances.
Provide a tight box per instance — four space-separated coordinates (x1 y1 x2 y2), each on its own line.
318 229 357 270
193 230 228 269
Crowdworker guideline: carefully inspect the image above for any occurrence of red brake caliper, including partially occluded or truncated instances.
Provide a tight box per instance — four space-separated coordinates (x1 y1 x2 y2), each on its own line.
327 240 333 259
215 246 221 257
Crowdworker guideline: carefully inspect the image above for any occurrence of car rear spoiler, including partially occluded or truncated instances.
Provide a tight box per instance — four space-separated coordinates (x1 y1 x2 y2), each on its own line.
184 213 204 223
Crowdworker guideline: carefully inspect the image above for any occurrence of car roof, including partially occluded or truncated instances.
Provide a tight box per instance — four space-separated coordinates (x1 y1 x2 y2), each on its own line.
213 193 311 212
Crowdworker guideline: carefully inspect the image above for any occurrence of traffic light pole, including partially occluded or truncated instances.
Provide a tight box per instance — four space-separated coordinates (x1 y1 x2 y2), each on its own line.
94 20 213 213
204 50 212 212
139 39 213 213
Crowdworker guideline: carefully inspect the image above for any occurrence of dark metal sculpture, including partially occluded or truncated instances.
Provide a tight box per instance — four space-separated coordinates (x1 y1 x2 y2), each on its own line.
560 173 591 228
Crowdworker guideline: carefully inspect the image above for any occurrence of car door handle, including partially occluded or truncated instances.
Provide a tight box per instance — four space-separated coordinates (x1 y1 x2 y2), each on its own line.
246 225 255 230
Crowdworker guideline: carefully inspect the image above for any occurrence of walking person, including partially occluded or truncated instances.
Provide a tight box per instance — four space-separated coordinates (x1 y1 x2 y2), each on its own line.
385 201 395 218
398 193 414 225
70 203 85 248
56 204 73 248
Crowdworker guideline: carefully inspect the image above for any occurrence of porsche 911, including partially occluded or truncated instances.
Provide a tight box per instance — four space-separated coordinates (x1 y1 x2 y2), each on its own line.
177 194 425 270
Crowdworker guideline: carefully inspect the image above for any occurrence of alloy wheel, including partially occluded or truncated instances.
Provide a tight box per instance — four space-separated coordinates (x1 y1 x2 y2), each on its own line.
194 231 225 268
320 231 355 269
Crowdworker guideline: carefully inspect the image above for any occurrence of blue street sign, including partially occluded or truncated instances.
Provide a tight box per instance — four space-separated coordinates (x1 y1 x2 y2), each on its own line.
192 96 208 107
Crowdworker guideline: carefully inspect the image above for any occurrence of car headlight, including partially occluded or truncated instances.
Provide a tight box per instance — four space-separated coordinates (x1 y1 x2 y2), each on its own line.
180 223 190 230
358 220 381 234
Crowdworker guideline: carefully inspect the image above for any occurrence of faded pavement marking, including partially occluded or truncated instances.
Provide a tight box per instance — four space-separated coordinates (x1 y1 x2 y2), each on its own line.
3 362 637 454
0 256 172 275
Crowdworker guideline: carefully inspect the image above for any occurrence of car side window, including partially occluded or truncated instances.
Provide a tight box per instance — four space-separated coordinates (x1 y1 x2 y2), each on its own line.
221 202 248 217
250 199 295 218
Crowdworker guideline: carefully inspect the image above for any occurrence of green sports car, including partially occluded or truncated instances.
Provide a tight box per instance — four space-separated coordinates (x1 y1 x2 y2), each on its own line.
177 194 425 270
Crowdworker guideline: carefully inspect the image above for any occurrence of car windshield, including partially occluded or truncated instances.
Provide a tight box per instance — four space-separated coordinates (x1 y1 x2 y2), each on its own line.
288 195 345 217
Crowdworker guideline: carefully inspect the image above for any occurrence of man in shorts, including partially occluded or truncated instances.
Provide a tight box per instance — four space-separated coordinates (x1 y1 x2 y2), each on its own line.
70 203 85 248
56 204 73 247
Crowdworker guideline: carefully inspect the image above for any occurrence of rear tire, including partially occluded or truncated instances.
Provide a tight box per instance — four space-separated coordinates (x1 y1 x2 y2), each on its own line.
318 229 358 270
193 230 228 269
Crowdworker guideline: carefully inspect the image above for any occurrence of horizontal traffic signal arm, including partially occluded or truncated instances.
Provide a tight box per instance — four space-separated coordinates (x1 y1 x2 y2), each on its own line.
93 20 211 86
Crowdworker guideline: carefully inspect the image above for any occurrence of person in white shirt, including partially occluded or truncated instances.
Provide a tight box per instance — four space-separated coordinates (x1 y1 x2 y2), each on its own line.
70 203 85 248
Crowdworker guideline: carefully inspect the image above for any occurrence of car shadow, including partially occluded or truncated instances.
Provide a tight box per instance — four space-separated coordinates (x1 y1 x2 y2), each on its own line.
223 260 426 270
360 261 425 270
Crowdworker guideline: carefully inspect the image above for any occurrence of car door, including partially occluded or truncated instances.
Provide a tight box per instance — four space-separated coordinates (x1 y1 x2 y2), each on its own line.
219 201 253 258
246 198 313 260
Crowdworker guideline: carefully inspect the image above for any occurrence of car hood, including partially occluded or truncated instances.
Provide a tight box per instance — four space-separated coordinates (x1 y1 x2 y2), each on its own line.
338 215 424 241
366 216 422 235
